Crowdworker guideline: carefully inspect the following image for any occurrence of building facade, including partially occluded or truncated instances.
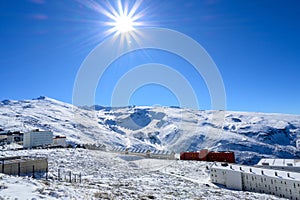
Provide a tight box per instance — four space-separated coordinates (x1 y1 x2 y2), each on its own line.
296 139 300 149
23 130 53 148
210 163 300 199
53 136 67 147
180 149 235 163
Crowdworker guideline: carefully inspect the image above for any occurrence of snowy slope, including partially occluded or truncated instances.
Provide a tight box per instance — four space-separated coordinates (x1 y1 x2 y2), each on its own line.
0 148 283 200
1 96 300 164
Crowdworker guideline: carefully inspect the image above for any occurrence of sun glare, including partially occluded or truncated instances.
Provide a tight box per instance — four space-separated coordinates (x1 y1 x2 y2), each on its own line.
93 0 145 36
114 15 135 33
77 0 147 45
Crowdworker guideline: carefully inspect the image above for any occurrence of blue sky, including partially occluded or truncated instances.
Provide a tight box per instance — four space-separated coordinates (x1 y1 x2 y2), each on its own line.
0 0 299 114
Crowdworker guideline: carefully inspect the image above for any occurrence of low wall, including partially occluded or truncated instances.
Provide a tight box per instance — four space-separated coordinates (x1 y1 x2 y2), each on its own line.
0 157 48 176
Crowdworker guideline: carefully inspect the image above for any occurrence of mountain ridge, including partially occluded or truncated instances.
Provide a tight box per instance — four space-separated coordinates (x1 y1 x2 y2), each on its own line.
1 96 300 164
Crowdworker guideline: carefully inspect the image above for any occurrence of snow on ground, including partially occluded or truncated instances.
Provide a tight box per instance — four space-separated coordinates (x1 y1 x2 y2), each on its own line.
0 148 284 199
0 97 300 198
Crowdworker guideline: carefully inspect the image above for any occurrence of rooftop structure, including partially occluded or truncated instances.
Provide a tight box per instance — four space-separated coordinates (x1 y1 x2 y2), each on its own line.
256 158 300 172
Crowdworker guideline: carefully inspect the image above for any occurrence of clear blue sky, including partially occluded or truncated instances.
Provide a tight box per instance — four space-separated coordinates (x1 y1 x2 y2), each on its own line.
0 0 299 114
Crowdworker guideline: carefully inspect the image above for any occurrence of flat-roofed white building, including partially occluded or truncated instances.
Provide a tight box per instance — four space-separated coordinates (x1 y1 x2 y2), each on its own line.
23 130 53 148
53 136 67 147
296 139 300 149
210 163 300 199
257 158 300 172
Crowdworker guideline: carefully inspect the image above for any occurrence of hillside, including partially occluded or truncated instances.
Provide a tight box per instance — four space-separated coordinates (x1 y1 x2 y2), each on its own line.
1 96 300 164
0 148 281 199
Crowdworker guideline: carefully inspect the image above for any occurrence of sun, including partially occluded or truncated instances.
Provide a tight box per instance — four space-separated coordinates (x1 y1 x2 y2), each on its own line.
114 15 135 33
77 0 147 41
94 0 145 36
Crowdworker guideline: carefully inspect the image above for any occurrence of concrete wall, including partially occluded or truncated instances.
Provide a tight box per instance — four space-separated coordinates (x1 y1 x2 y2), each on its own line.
226 170 242 190
0 158 48 176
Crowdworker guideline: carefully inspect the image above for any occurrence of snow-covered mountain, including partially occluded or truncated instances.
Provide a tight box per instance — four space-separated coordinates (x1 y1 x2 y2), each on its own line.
1 96 300 164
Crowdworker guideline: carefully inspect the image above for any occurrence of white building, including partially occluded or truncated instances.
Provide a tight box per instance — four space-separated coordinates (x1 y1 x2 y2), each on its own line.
23 130 53 148
256 158 300 172
210 163 300 199
53 136 67 147
296 139 300 149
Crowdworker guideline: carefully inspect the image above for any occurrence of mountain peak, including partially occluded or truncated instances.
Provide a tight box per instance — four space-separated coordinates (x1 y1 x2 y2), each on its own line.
33 96 47 100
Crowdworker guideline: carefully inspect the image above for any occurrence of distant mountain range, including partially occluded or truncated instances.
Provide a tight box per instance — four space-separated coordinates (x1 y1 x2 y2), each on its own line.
1 96 300 164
